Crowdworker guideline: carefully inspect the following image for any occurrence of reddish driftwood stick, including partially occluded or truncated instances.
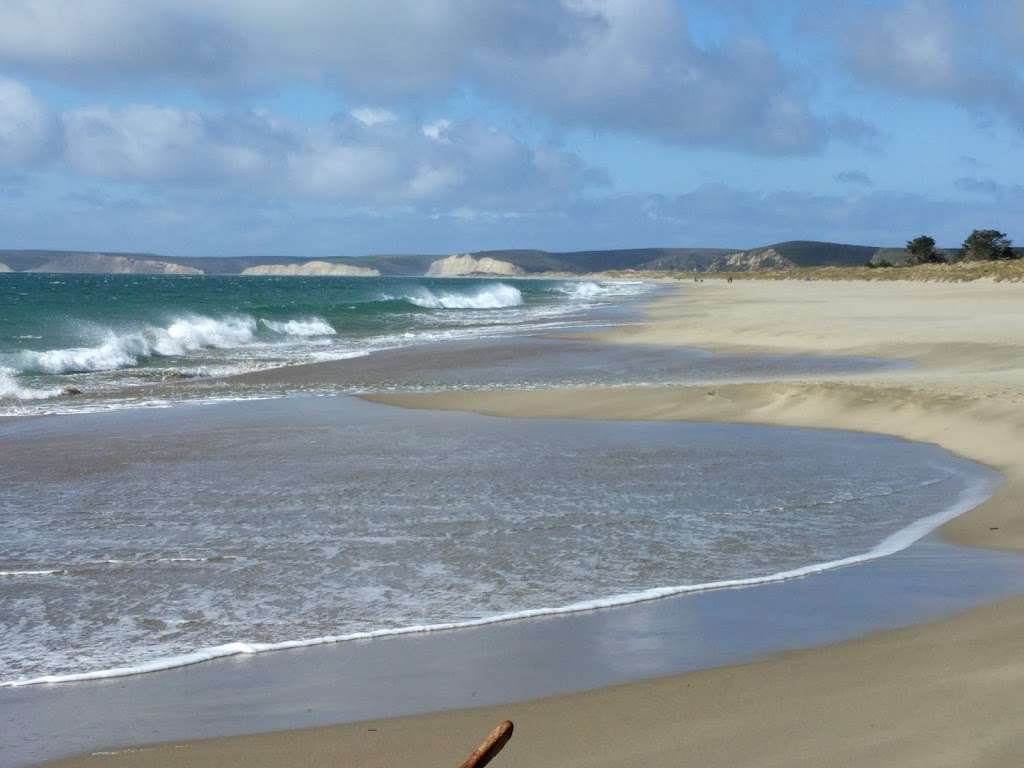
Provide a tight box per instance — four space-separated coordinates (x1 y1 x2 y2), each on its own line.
459 720 514 768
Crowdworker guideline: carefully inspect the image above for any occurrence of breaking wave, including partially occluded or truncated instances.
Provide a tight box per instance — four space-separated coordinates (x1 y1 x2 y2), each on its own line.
0 367 64 401
12 316 257 375
260 318 335 336
557 281 608 299
387 283 524 310
552 281 650 301
7 314 336 376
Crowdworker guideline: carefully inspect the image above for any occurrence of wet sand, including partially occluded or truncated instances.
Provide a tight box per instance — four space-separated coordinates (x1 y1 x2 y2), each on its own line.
27 278 1024 767
41 596 1024 768
19 539 1024 768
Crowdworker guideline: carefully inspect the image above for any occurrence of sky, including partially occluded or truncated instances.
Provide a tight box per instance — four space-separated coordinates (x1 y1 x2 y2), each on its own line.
0 0 1023 257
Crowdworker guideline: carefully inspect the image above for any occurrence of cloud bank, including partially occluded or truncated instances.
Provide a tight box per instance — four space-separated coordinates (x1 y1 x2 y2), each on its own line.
1 77 603 208
837 0 1024 131
0 0 1021 254
0 0 868 154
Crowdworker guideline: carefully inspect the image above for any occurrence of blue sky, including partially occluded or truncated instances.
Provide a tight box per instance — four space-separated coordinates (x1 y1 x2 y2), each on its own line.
1 0 1022 256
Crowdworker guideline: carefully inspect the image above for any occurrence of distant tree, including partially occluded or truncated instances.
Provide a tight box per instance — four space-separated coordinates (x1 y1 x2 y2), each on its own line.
960 229 1016 261
905 235 944 264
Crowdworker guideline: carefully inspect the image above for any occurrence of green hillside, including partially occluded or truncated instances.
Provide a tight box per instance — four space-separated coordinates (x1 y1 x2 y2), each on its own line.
751 241 881 267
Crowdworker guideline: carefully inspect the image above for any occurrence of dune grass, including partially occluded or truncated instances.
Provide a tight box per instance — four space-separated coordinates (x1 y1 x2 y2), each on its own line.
692 260 1024 282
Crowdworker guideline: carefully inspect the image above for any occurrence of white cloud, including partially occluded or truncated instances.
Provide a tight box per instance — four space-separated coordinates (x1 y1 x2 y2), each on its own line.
0 76 57 168
472 0 828 153
838 0 1024 130
422 119 451 142
62 105 278 182
0 1 584 92
0 1 238 80
350 107 397 127
0 0 854 153
843 1 958 94
288 141 403 199
7 78 602 208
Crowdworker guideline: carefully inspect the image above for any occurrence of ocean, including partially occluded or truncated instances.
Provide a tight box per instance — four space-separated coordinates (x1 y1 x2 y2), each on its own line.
0 274 650 415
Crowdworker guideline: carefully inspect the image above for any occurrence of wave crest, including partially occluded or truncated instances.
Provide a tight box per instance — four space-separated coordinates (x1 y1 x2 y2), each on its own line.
556 281 608 299
15 315 258 375
0 367 65 401
553 281 650 300
387 283 524 310
260 318 335 336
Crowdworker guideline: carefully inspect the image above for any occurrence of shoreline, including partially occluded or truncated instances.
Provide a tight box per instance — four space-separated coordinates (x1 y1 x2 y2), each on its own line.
373 381 1023 553
357 279 1024 765
2 408 997 690
374 279 1024 553
25 278 1024 766
46 593 1024 768
22 533 1024 768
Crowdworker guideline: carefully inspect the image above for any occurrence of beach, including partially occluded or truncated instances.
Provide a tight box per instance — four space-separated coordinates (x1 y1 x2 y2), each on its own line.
9 1 1024 764
20 277 1024 767
42 596 1024 768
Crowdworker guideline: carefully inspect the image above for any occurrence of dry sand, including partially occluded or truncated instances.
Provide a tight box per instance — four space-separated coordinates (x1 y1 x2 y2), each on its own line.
48 279 1024 767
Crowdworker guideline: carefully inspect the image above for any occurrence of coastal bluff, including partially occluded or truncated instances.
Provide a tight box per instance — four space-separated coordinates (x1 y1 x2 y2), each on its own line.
26 253 203 275
0 241 912 276
240 260 380 277
426 254 525 277
707 247 795 272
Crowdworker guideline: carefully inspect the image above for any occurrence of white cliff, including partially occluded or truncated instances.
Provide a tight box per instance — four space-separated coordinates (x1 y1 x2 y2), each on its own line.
706 248 796 272
241 260 380 277
426 254 525 277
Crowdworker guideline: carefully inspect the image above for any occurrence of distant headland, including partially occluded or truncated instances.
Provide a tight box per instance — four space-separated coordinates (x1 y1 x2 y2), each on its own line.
2 232 1020 278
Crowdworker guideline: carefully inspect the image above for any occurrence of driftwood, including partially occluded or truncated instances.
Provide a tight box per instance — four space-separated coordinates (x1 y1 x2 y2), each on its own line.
459 720 514 768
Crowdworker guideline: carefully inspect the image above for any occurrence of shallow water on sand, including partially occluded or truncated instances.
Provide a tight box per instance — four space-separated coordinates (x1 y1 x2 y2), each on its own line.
0 395 996 686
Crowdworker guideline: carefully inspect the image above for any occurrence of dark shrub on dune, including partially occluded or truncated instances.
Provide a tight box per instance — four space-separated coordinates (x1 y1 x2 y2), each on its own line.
960 230 1018 261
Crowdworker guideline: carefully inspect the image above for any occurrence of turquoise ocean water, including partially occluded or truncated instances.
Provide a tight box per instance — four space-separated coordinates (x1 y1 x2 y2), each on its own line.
0 274 647 413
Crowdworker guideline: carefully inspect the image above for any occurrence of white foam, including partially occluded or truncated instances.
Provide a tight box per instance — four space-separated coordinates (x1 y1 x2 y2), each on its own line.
93 556 235 566
0 556 237 577
1 471 997 688
306 350 373 363
260 318 336 336
388 283 524 310
0 392 286 418
0 366 64 401
557 281 608 299
554 280 653 301
14 315 259 375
